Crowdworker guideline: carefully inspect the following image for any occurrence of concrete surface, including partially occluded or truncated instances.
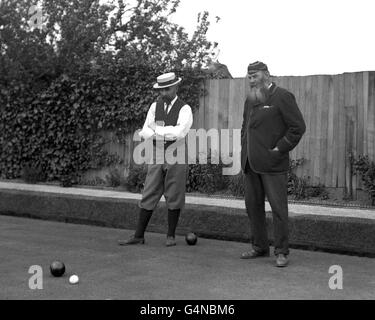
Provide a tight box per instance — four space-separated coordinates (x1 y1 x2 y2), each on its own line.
1 215 375 300
1 181 375 256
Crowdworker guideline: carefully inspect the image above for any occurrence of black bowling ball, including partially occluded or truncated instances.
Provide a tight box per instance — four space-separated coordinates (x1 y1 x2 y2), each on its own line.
50 260 65 277
185 232 198 245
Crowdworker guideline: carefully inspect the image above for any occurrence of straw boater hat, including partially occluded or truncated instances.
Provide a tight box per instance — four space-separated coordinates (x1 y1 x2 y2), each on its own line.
153 72 182 89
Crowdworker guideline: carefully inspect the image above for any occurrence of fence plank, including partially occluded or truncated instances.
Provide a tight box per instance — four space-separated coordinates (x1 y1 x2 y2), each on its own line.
302 76 312 180
209 81 220 130
363 72 369 157
192 82 205 130
321 76 330 187
368 73 375 160
288 77 297 161
356 72 364 190
322 76 334 186
337 74 346 189
311 76 320 185
331 75 340 187
219 79 230 130
344 73 357 197
294 76 305 177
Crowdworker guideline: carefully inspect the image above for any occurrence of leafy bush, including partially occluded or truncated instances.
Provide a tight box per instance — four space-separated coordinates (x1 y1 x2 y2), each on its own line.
78 176 106 187
184 156 330 200
186 155 228 194
125 164 148 193
105 167 127 188
227 172 245 198
305 183 329 200
287 158 329 200
21 163 47 183
291 176 310 199
287 158 305 195
352 155 375 205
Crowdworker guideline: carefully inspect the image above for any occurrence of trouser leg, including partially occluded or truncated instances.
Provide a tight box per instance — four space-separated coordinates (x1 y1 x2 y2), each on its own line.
136 163 163 238
164 163 187 210
139 163 164 210
243 161 269 253
261 173 289 256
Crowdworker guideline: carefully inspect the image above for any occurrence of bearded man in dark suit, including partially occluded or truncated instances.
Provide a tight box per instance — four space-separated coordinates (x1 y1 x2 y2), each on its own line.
240 61 306 267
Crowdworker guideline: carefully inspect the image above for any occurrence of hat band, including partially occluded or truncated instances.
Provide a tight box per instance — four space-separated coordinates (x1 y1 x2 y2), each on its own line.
157 78 178 87
248 67 268 73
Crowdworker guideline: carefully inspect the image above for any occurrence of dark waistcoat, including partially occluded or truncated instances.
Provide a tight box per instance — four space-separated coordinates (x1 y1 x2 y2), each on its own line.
154 97 187 148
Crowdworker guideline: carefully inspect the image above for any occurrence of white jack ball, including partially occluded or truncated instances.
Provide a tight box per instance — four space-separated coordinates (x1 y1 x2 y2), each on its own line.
69 275 79 284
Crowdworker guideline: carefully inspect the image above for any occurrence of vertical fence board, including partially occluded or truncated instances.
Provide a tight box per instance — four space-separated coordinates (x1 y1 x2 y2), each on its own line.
331 75 340 187
368 73 375 160
303 76 312 180
322 76 330 187
337 74 346 189
310 76 320 184
356 72 364 190
363 72 369 158
295 76 305 177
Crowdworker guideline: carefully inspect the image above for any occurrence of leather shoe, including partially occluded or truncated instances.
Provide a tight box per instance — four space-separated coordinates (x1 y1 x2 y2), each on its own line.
276 254 289 267
240 249 270 259
165 236 176 247
118 236 145 245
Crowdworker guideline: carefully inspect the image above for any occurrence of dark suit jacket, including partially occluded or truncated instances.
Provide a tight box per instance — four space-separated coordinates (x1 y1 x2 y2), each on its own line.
241 83 306 174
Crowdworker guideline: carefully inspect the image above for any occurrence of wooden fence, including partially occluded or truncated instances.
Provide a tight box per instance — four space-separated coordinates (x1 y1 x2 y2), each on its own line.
89 71 375 196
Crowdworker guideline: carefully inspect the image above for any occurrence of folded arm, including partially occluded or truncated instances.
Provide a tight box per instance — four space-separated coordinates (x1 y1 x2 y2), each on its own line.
154 105 193 140
139 102 157 140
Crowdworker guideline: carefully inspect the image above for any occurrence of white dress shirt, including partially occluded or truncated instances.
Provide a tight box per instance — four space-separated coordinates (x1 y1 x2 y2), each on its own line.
139 95 193 141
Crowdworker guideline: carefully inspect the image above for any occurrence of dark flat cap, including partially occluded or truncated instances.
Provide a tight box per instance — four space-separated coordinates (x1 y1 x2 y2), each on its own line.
247 61 268 74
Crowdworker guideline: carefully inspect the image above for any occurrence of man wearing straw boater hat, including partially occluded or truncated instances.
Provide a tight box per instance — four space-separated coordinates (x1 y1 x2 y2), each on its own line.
240 61 306 267
118 72 193 247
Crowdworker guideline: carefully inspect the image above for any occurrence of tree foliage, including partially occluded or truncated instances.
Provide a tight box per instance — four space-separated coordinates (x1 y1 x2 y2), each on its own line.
0 0 219 184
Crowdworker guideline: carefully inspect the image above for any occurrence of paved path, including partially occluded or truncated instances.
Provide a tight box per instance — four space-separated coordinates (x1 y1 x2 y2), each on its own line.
1 181 375 220
1 215 374 300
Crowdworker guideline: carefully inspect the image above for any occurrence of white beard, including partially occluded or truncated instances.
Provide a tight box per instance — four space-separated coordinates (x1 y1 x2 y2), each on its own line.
247 84 270 104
